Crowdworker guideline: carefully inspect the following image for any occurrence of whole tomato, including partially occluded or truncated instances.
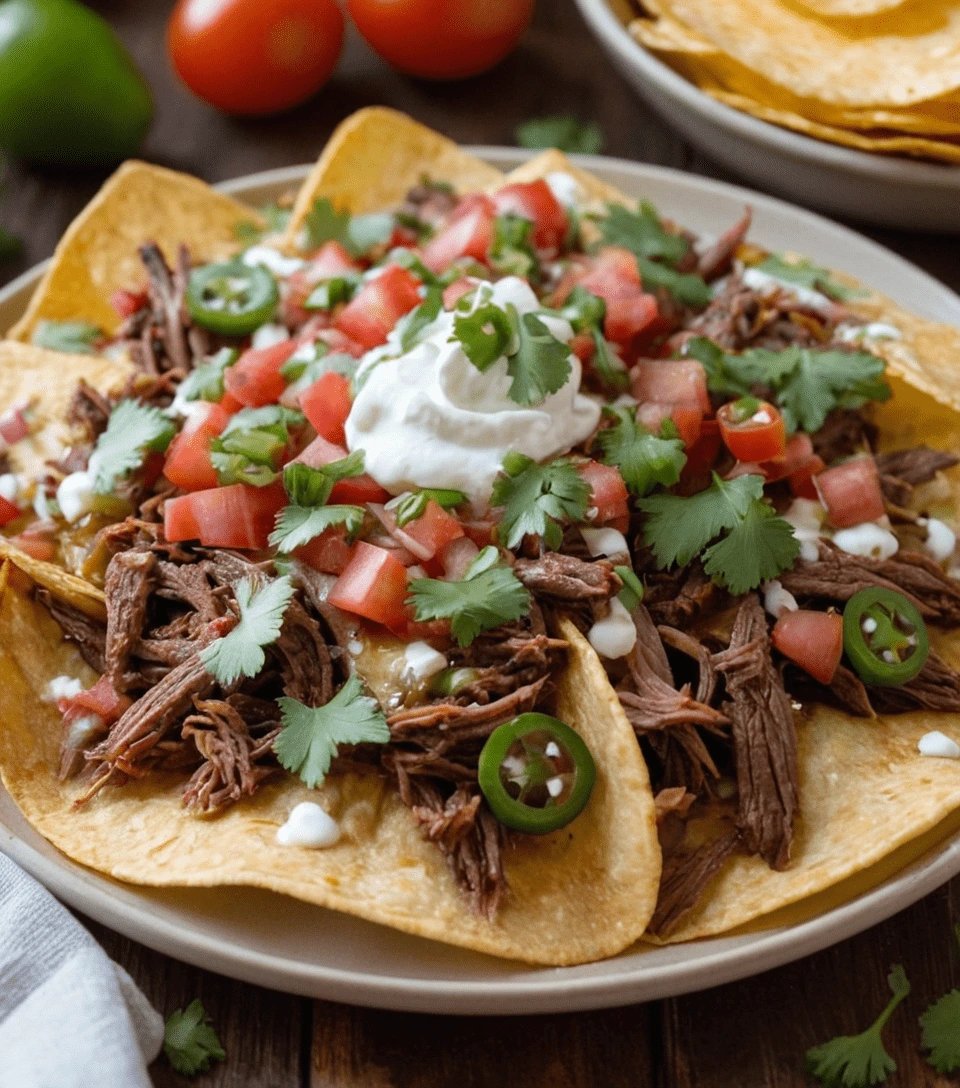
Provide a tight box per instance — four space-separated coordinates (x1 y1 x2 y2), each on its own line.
168 0 344 116
348 0 535 80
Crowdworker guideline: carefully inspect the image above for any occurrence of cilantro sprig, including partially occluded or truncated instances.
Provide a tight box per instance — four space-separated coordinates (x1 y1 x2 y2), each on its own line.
200 575 294 686
491 452 590 550
275 674 390 789
210 405 304 488
806 965 910 1087
32 319 103 355
301 197 394 257
269 453 366 553
163 999 225 1077
921 987 960 1073
490 214 539 280
177 347 238 404
598 405 686 496
637 473 799 594
557 285 628 390
398 285 443 352
407 545 531 647
515 115 604 154
89 400 175 493
235 200 291 244
756 253 866 303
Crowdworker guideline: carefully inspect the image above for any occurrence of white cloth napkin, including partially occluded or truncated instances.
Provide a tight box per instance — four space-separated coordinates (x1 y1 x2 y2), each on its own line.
0 853 164 1088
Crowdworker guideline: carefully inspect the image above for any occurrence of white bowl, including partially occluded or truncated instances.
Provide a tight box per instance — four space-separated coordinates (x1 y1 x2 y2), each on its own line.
574 0 960 232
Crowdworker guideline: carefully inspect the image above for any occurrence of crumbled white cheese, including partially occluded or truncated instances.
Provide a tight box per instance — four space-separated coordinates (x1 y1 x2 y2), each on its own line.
544 171 584 209
347 639 364 656
0 472 18 503
751 408 773 424
276 802 341 848
835 321 902 343
918 731 960 759
581 527 629 559
782 498 825 562
923 517 956 563
587 597 637 659
42 675 83 703
401 641 447 683
56 471 98 523
833 522 899 560
242 245 306 278
251 322 289 350
763 580 799 619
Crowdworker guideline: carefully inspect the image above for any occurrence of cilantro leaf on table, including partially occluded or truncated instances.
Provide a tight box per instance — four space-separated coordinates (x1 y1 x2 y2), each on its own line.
515 115 604 154
235 200 291 244
31 319 102 355
505 304 572 406
806 965 910 1087
492 453 591 550
598 405 686 496
177 347 238 403
637 473 799 591
453 302 513 371
921 988 960 1073
757 253 866 303
301 197 394 257
408 545 531 647
89 400 175 493
163 999 225 1077
200 575 294 686
275 674 390 789
490 214 538 279
269 504 365 553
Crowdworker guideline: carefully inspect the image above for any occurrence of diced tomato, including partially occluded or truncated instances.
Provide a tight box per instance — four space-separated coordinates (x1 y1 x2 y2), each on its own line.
442 276 482 310
283 242 361 326
491 180 568 254
110 288 147 320
60 675 132 726
682 417 721 478
717 399 786 463
163 481 286 549
223 338 298 408
569 332 595 363
397 616 452 642
789 455 826 500
328 541 409 629
0 495 19 527
462 518 495 548
441 535 480 581
296 324 367 359
400 500 464 559
295 435 391 504
163 402 231 492
335 265 421 350
604 295 659 346
218 391 245 415
772 609 844 686
294 526 355 575
422 198 495 274
0 404 30 446
631 359 711 415
577 247 658 348
298 371 352 445
815 456 885 529
578 461 629 525
636 401 703 450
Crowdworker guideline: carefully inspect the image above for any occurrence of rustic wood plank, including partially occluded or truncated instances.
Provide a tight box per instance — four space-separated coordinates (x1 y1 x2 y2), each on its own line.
84 915 308 1088
662 874 960 1087
311 1000 656 1088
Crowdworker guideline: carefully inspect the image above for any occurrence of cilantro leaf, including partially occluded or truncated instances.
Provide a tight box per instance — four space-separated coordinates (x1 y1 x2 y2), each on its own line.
89 400 175 493
222 405 304 436
637 472 798 591
177 347 239 403
282 451 364 507
597 201 689 265
301 198 394 257
210 405 304 486
235 201 291 244
304 274 361 311
492 454 590 550
490 214 538 279
516 115 604 154
635 256 711 308
408 545 531 647
505 304 572 406
757 253 866 303
453 302 513 371
200 576 294 686
598 405 686 496
684 337 755 397
806 965 910 1087
348 212 395 254
393 487 467 528
164 999 225 1077
399 286 443 352
771 347 890 434
275 675 389 789
921 988 960 1073
32 319 102 355
210 451 278 487
557 286 627 390
269 504 365 553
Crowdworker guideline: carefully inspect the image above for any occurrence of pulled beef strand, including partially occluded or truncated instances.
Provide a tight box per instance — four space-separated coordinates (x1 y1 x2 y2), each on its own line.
640 561 721 630
103 549 156 691
875 446 960 485
868 651 960 715
270 599 334 706
783 662 874 719
715 596 798 871
36 590 107 674
649 831 741 938
696 210 751 282
512 553 620 602
138 241 192 375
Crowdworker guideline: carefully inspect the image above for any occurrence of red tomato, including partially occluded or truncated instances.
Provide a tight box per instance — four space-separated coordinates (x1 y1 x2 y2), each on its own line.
577 462 629 525
717 399 786 463
224 339 298 408
0 495 19 527
815 457 885 529
295 435 391 504
423 201 495 274
631 359 711 415
604 294 659 346
0 404 31 445
772 609 844 686
789 455 826 500
61 676 132 726
335 265 421 349
283 242 360 324
164 482 286 549
347 0 534 80
576 247 659 348
636 401 703 450
491 181 567 253
682 417 721 478
218 391 245 415
462 518 495 548
163 403 231 492
10 529 55 562
298 371 352 445
328 541 409 628
110 288 147 320
167 0 344 116
294 527 355 575
400 500 465 559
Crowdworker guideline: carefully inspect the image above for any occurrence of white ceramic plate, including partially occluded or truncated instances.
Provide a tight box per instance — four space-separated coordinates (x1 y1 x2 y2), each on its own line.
3 154 960 1014
574 0 960 232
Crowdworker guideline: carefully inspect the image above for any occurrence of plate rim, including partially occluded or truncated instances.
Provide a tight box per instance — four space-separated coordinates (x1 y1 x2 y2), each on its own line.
3 152 960 1013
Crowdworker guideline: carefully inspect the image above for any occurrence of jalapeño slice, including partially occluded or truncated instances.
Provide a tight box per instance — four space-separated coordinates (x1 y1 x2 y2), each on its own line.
842 587 929 687
187 261 278 335
478 713 596 835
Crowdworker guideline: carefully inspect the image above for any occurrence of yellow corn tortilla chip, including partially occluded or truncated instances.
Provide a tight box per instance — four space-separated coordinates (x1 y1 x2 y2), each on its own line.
794 0 908 15
0 591 660 966
8 161 258 342
281 107 504 250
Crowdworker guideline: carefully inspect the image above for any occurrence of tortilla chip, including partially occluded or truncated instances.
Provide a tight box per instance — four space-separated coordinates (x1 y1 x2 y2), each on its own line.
0 542 105 621
0 596 660 966
8 162 257 342
504 150 634 209
794 0 908 15
281 108 505 251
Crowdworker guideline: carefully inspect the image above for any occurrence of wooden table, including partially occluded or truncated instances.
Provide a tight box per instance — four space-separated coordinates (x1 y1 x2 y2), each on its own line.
3 1 960 1084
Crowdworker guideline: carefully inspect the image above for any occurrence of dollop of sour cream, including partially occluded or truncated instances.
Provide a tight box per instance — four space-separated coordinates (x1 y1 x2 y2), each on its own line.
276 802 341 848
918 731 960 759
741 266 831 311
587 597 637 659
344 277 601 506
581 527 630 559
763 579 798 619
833 522 899 560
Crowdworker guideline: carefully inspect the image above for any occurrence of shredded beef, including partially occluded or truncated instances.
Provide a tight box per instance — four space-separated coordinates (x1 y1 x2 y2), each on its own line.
783 662 874 719
271 599 334 706
868 650 960 715
154 560 225 621
875 446 960 485
292 563 359 668
138 242 192 374
657 624 718 704
812 409 878 465
696 211 751 282
35 590 107 673
654 786 697 852
715 596 798 871
66 380 112 443
103 549 156 691
398 180 458 230
512 553 620 602
640 560 721 629
880 473 914 508
649 831 740 937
